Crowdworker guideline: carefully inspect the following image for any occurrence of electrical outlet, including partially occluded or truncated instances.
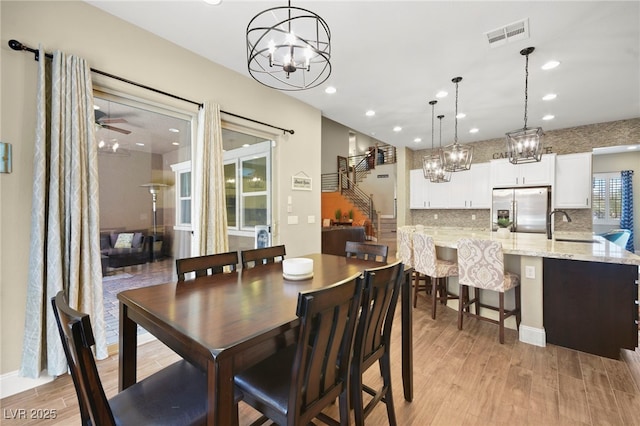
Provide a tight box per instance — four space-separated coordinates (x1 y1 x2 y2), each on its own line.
562 215 568 222
434 214 438 220
525 265 535 279
471 214 476 220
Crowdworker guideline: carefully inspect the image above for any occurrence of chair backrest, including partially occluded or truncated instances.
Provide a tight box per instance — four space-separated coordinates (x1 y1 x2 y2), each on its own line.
176 251 238 281
411 232 438 276
456 238 506 291
345 241 388 262
241 245 286 269
290 273 364 425
397 226 415 267
51 291 116 426
355 261 403 368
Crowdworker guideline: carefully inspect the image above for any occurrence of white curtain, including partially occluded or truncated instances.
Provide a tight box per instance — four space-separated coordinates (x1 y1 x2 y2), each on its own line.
194 101 229 255
21 47 106 378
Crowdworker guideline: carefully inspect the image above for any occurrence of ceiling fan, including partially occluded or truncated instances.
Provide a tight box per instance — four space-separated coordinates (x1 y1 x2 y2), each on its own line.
94 109 131 135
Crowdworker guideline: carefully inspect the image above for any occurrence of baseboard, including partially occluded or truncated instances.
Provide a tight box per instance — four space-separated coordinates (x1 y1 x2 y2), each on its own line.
0 370 54 399
519 325 546 347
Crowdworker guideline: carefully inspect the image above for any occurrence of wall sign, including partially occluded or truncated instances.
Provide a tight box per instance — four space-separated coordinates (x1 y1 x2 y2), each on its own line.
492 146 553 159
291 173 312 191
377 174 389 178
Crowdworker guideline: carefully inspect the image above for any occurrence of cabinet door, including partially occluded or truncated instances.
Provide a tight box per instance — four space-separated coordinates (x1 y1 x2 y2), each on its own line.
555 153 592 208
490 158 518 187
519 153 556 186
409 169 428 209
426 178 451 208
469 162 491 208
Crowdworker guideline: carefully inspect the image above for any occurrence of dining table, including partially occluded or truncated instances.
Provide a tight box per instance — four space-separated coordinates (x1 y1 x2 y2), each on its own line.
118 253 413 425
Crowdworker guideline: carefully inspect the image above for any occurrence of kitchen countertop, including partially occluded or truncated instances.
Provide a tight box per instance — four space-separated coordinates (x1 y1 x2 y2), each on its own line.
401 226 640 266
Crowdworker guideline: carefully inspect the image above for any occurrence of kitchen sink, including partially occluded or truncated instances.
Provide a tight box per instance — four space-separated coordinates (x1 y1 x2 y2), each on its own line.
554 238 601 244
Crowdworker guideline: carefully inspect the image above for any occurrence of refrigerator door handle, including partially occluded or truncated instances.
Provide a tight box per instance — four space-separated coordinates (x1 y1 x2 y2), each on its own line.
512 200 518 231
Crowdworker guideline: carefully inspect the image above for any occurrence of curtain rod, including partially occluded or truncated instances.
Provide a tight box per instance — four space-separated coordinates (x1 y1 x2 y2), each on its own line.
8 39 295 135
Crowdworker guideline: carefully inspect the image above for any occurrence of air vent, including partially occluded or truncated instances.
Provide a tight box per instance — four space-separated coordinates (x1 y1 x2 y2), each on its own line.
485 18 529 48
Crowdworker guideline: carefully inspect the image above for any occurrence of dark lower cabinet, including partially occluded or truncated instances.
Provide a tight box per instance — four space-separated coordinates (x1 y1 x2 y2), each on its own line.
543 258 638 359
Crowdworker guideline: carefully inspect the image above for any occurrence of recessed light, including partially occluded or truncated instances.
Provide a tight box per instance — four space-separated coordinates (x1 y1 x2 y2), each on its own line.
365 110 375 117
93 105 100 110
542 93 557 101
541 60 560 70
456 113 466 119
469 128 479 133
203 0 222 5
393 126 402 132
627 145 637 150
98 140 105 148
542 114 555 121
135 142 145 146
242 143 250 148
414 138 422 143
169 128 180 133
172 142 180 146
435 91 448 98
325 86 336 94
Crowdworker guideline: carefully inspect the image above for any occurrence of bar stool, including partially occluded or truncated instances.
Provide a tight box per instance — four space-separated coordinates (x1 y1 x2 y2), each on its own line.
456 238 521 344
397 227 429 307
412 232 459 319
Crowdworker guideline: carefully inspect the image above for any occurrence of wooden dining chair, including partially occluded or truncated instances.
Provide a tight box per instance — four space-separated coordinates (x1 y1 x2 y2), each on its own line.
240 245 286 269
175 251 238 281
51 291 210 426
351 260 403 426
345 241 389 262
234 273 364 426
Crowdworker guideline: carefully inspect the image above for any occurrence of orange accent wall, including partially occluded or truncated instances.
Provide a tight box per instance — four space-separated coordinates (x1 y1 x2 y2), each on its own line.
321 192 367 224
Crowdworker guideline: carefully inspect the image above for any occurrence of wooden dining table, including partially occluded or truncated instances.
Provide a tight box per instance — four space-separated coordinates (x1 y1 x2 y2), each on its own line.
118 253 413 425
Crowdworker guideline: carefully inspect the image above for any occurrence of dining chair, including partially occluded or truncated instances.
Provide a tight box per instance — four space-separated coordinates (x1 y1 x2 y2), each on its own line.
345 241 388 262
456 238 521 344
175 250 239 281
351 260 403 426
234 273 364 426
397 226 429 309
51 291 211 426
412 232 459 319
241 245 286 269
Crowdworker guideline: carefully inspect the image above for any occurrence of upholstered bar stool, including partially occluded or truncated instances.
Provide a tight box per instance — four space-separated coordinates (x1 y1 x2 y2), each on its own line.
397 226 429 307
412 232 459 319
456 238 521 344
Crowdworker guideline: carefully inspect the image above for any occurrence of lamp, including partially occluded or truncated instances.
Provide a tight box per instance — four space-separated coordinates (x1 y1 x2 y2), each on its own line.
441 77 473 172
422 100 440 179
431 114 451 183
140 183 168 238
506 47 544 164
246 0 331 91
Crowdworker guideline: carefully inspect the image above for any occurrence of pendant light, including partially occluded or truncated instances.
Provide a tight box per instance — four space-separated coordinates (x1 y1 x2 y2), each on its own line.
246 1 331 91
422 100 440 179
431 114 451 183
441 77 473 172
506 47 544 164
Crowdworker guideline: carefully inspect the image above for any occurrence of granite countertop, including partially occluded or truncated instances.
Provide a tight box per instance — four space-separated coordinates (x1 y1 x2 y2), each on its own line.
403 226 640 266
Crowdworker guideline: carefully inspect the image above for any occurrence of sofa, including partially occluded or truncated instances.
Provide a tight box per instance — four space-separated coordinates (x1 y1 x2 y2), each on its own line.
100 229 152 270
321 226 366 257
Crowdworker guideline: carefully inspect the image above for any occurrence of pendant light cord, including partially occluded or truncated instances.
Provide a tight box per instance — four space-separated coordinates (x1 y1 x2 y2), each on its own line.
523 52 529 129
454 80 459 144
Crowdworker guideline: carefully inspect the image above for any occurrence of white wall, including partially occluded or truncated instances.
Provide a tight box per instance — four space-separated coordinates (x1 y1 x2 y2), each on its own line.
1 0 322 375
358 163 397 216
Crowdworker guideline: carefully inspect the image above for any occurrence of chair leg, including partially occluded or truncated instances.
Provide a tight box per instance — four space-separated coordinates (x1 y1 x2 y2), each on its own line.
380 353 397 426
431 276 438 320
351 364 365 426
515 285 522 329
474 288 480 315
413 273 419 308
458 284 465 330
499 292 505 344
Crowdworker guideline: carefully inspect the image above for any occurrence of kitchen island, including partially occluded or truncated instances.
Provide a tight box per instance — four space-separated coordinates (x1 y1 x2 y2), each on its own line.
398 226 640 358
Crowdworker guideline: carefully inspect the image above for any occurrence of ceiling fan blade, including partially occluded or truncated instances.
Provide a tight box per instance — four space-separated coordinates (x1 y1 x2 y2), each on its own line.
102 124 131 135
99 118 128 124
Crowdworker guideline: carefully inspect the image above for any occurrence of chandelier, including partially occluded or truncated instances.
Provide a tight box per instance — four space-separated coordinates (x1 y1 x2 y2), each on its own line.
441 77 473 172
506 47 544 164
430 114 451 183
422 100 440 179
246 1 331 91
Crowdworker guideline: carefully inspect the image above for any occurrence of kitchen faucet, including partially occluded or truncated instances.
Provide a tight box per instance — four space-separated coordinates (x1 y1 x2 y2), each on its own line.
547 209 572 239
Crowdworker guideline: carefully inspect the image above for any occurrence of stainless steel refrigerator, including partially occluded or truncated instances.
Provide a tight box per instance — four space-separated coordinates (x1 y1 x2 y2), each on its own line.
491 186 551 233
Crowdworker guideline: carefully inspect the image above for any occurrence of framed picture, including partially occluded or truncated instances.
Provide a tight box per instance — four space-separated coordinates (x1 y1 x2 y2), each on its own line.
291 175 312 191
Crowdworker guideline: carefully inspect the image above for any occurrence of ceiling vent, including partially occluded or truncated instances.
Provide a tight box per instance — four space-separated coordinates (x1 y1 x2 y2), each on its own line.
485 18 529 48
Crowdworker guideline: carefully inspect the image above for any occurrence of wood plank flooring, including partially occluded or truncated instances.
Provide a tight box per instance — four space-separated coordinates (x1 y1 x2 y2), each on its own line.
2 291 639 425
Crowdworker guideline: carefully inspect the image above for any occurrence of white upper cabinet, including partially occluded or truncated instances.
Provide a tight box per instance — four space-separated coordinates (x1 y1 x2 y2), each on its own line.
409 162 490 209
490 153 556 188
555 152 592 208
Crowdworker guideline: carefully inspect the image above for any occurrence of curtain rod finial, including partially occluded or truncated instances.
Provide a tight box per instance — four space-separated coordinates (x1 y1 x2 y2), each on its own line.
8 39 24 51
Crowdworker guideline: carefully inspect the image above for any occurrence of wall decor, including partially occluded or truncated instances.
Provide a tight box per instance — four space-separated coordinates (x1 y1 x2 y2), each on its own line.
292 171 312 191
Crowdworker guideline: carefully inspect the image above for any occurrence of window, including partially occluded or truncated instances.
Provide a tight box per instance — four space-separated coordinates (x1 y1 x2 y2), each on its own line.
592 172 622 225
171 161 192 230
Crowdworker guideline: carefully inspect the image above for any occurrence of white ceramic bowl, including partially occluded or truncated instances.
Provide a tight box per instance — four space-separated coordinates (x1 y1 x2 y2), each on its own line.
282 258 314 276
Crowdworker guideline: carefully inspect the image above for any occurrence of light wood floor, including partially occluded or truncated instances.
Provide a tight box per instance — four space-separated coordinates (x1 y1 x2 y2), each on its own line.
2 294 639 425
